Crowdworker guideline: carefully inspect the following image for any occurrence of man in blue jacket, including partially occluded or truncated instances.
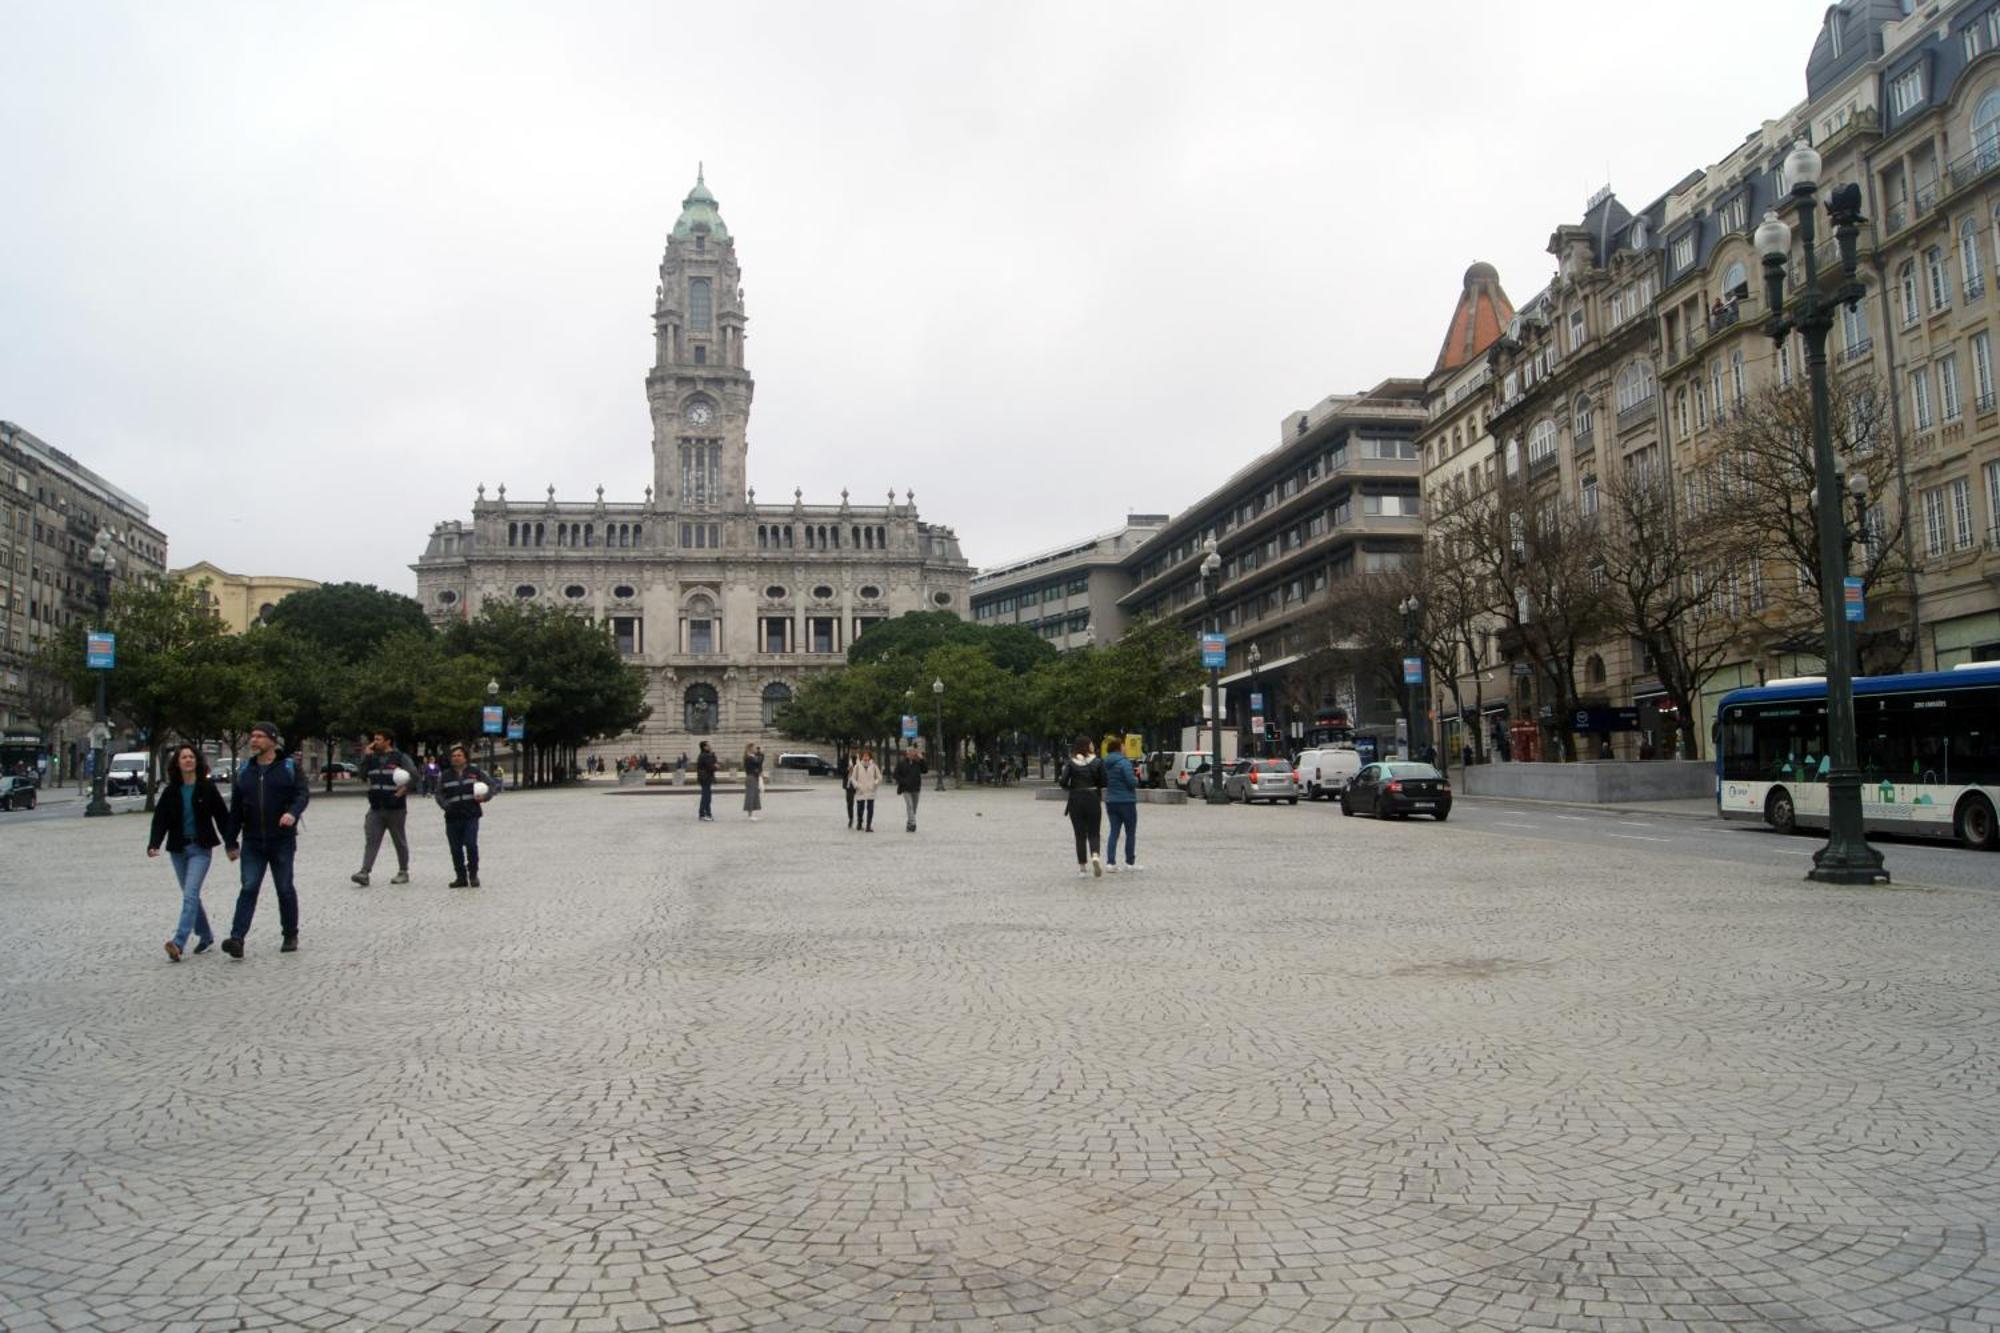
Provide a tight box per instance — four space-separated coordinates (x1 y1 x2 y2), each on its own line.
222 721 310 958
1102 737 1144 873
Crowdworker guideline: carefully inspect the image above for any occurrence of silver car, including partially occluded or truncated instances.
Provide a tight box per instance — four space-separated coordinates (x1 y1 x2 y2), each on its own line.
1222 758 1300 805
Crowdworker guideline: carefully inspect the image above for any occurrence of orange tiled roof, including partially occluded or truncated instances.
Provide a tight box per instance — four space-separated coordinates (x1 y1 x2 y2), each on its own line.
1433 261 1515 375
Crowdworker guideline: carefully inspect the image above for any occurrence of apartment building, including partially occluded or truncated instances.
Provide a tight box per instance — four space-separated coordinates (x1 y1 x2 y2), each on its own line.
969 516 1167 650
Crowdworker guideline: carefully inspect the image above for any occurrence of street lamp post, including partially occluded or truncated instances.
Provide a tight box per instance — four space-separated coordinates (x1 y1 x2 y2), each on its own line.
1756 140 1889 885
1200 538 1229 804
1399 595 1423 762
931 677 945 792
84 529 117 817
486 677 500 780
1246 642 1263 758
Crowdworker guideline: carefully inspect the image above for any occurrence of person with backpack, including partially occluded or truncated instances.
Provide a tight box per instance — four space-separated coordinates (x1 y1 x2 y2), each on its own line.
1101 737 1143 873
695 742 718 820
222 721 309 958
435 743 494 887
1060 737 1106 878
352 729 417 887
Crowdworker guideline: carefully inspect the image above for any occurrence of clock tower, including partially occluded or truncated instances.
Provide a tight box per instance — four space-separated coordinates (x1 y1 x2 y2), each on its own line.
648 167 753 531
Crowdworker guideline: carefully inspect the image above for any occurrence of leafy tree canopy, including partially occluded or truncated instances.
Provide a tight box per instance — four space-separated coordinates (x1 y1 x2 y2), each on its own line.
262 582 432 662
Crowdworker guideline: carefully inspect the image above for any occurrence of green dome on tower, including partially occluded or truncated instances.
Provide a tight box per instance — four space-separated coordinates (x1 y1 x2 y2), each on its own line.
671 164 730 241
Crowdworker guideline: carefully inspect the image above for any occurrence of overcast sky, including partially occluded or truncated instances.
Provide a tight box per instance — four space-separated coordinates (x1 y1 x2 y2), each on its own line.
3 0 1836 589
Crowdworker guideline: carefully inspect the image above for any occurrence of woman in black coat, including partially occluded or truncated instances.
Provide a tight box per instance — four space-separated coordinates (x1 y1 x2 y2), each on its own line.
1060 737 1107 878
146 744 237 961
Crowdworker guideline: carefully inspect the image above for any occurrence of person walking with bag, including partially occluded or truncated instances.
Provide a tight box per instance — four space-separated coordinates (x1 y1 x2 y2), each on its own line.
850 749 882 832
742 743 764 821
146 743 235 961
352 729 417 886
1101 737 1143 873
435 743 494 887
894 745 927 833
1061 737 1106 878
222 721 309 958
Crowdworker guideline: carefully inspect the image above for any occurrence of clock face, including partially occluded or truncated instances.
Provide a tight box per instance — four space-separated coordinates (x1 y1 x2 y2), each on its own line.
687 403 713 426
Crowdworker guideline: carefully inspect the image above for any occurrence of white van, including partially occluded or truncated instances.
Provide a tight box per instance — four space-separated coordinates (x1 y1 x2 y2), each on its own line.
1296 747 1362 800
105 751 151 797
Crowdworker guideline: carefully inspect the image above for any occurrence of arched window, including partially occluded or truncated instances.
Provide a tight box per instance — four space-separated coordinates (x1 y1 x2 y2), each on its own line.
535 522 546 546
1504 437 1520 476
1573 393 1595 437
1926 245 1952 310
1964 216 1987 299
1587 655 1607 686
1899 260 1919 326
689 278 712 330
761 682 792 727
1976 90 2000 166
507 522 518 547
684 683 719 734
1527 417 1559 463
1614 361 1655 413
1730 348 1746 406
1721 260 1748 298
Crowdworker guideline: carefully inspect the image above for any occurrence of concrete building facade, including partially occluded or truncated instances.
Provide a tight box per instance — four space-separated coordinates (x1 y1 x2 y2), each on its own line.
969 515 1167 650
411 172 971 757
170 561 321 634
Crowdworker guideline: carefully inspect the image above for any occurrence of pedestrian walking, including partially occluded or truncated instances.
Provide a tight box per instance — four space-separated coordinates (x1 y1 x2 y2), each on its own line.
222 721 309 958
695 742 717 820
894 745 926 832
422 755 440 796
840 751 857 827
1060 737 1105 878
352 729 417 887
849 749 882 832
1101 737 1142 872
435 743 494 887
742 743 764 820
146 743 234 961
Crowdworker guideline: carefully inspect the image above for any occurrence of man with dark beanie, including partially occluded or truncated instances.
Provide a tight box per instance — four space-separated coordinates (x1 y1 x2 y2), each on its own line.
222 721 310 958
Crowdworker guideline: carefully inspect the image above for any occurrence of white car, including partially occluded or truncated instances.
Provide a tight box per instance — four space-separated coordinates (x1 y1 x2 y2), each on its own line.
105 751 150 797
1296 747 1363 800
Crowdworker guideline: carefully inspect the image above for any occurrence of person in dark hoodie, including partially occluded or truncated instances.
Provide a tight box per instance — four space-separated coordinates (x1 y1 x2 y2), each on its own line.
146 743 236 961
893 745 927 832
1059 737 1106 879
223 721 309 958
435 743 494 887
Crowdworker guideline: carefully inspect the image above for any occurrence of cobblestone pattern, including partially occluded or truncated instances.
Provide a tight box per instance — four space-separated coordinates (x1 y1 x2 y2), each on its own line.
2 789 1999 1330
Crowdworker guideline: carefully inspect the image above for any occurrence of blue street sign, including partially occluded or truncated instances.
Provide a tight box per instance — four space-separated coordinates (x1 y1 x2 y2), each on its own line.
86 631 115 670
1843 576 1864 623
506 720 525 741
1403 656 1425 685
901 714 919 741
1200 632 1227 668
1249 692 1264 713
482 705 505 736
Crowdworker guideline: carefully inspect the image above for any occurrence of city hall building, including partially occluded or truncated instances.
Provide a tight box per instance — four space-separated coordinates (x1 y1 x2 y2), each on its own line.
413 172 971 754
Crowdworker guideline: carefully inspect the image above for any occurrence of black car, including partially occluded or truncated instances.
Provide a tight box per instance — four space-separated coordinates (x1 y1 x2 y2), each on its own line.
776 752 835 777
1339 762 1452 821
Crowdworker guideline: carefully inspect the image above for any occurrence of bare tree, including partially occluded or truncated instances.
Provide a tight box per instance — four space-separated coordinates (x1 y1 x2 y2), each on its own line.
1423 486 1507 762
1599 462 1740 759
1712 371 1910 671
1466 475 1614 760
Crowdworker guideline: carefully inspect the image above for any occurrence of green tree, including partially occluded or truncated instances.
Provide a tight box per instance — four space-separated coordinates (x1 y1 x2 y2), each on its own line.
262 582 432 661
849 611 1055 676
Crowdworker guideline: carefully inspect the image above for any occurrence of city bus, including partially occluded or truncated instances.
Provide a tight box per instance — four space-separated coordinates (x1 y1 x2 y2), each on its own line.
1714 663 2000 849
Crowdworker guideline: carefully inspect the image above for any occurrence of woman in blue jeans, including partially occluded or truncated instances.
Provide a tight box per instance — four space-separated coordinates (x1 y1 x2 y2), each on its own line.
146 744 237 961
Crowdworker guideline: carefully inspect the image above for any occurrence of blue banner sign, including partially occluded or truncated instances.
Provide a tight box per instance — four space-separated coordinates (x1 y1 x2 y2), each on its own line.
482 705 505 736
86 631 116 670
1200 632 1227 668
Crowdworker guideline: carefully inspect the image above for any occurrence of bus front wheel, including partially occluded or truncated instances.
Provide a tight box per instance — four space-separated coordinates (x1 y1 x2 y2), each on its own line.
1766 787 1798 835
1956 794 1999 851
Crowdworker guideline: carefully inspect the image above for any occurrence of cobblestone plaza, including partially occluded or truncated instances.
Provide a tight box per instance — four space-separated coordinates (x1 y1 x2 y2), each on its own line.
3 788 1999 1331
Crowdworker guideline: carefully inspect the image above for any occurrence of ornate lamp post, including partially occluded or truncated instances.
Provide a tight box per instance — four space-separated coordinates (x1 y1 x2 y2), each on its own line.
485 677 500 778
1199 537 1229 804
1399 594 1423 762
1755 140 1889 885
84 529 117 817
1245 642 1263 757
931 677 946 791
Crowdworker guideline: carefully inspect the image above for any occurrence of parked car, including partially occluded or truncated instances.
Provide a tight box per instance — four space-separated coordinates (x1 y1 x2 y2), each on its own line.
0 774 37 811
1169 751 1212 792
1222 757 1300 804
1296 747 1364 801
105 751 150 797
323 761 361 782
776 752 834 777
1340 762 1453 821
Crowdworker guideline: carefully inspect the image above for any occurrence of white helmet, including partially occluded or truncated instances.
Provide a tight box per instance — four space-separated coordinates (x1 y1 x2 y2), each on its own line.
392 767 413 787
472 781 491 799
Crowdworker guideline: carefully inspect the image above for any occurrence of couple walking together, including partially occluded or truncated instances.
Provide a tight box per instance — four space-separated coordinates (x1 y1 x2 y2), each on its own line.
843 746 926 832
1059 736 1142 877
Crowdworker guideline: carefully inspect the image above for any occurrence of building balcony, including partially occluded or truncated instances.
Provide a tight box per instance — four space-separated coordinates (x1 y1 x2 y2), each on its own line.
1839 336 1874 365
1527 452 1560 482
1707 302 1741 334
1948 143 2000 193
1616 397 1655 430
1572 427 1596 455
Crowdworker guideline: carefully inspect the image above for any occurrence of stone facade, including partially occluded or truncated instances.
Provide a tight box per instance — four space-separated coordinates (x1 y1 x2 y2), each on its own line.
412 172 971 757
171 560 319 634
